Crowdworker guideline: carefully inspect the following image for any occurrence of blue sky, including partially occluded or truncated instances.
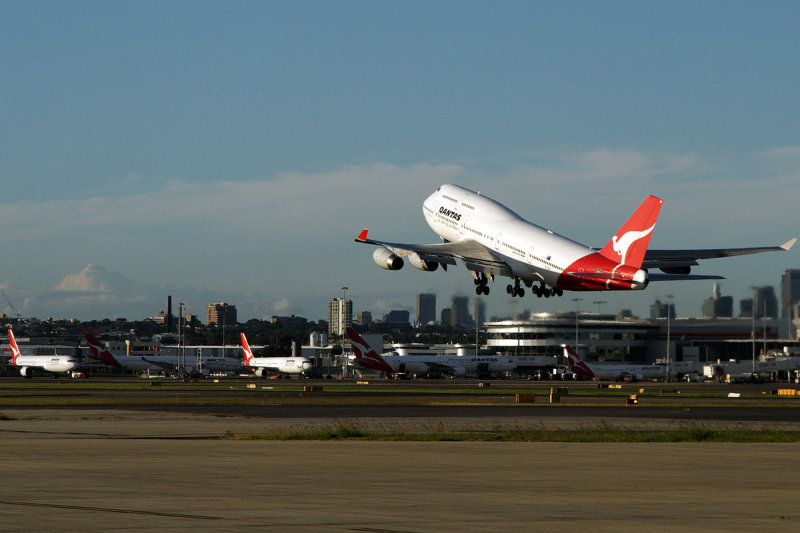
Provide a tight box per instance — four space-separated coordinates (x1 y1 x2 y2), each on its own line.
1 1 798 323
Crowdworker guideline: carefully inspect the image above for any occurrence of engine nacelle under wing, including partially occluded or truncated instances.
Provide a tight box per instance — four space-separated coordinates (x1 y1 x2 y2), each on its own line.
373 247 404 270
659 266 691 275
408 253 439 272
19 367 33 378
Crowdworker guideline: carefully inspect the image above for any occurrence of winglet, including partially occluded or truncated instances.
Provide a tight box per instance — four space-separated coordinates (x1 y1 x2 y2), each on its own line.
781 238 797 251
355 229 369 243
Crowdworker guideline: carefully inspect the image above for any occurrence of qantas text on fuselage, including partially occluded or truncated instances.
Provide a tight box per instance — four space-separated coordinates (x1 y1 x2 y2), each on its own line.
356 184 795 298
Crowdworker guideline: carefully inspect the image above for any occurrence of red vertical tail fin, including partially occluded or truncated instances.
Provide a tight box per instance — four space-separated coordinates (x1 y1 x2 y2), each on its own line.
240 333 254 365
8 329 21 364
562 344 595 379
85 333 123 368
345 327 394 375
599 196 662 268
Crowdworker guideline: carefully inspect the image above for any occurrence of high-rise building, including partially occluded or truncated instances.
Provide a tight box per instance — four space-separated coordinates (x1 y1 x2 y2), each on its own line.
416 293 436 326
650 299 675 319
440 308 452 326
781 270 800 321
328 298 352 337
451 296 471 327
384 310 410 325
205 302 237 326
752 286 778 318
357 311 372 328
702 283 733 318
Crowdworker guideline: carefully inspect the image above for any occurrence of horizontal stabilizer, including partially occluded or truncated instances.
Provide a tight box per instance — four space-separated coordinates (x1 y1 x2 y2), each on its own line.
647 273 725 281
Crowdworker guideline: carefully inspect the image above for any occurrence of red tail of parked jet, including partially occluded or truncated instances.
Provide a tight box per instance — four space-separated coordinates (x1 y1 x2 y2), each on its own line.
345 327 394 375
85 334 124 368
240 332 254 365
562 344 595 379
8 328 21 364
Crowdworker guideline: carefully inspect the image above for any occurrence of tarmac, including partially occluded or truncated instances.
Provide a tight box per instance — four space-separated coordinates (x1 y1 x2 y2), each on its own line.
1 380 799 531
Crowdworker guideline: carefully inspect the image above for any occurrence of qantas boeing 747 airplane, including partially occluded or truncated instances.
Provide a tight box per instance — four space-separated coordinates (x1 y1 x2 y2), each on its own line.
356 184 795 298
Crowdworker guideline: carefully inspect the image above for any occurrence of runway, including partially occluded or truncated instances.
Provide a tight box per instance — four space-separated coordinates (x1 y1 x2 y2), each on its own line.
1 378 799 531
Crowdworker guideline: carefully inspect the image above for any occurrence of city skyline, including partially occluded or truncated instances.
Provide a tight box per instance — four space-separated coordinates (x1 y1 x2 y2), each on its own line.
2 3 798 322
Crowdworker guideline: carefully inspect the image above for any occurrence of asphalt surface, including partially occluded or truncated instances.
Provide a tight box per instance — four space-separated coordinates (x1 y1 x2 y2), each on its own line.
1 378 799 531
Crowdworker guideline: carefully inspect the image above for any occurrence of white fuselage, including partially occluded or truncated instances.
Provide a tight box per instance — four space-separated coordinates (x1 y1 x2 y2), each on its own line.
12 355 77 374
354 354 516 377
583 363 668 381
245 357 312 375
421 184 646 290
118 355 241 373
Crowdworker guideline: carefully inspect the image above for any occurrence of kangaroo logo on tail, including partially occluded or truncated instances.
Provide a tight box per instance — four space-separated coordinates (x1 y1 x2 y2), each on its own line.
85 334 123 368
345 328 394 375
562 345 595 379
600 195 662 268
240 333 254 365
7 329 21 365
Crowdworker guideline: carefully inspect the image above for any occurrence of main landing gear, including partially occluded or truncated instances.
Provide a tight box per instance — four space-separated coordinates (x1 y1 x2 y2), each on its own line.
507 280 565 298
474 273 490 295
506 278 525 297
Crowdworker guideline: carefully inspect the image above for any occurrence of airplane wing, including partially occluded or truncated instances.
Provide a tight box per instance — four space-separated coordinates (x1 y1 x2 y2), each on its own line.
355 229 513 277
642 239 796 270
141 357 177 371
423 361 456 372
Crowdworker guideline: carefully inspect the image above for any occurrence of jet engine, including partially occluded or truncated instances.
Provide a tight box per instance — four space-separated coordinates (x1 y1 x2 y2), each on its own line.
660 266 691 275
408 253 439 272
253 368 269 378
19 367 33 378
373 247 404 270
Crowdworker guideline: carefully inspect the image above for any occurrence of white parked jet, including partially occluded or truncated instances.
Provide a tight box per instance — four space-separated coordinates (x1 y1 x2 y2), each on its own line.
85 333 240 375
6 328 77 377
356 184 795 297
240 333 312 377
562 344 669 381
346 327 516 378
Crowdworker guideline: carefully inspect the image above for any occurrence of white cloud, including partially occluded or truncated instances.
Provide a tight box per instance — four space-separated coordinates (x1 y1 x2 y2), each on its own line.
0 152 797 322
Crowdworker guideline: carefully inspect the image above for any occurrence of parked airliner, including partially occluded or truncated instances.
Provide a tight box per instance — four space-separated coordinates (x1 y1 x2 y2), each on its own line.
6 328 77 377
356 184 795 297
85 333 240 375
240 333 312 377
346 327 516 378
562 344 669 381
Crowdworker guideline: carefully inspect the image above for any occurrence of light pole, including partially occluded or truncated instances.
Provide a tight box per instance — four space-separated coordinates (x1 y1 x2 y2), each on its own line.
593 300 606 315
341 286 348 377
572 298 583 352
178 302 184 373
665 294 673 383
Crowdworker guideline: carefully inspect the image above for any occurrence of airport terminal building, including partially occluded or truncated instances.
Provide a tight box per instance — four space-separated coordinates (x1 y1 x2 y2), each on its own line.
484 312 796 375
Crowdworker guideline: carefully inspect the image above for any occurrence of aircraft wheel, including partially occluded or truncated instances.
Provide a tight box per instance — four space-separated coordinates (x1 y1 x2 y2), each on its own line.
556 288 563 297
506 284 513 294
475 286 482 295
516 288 525 297
482 285 490 295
